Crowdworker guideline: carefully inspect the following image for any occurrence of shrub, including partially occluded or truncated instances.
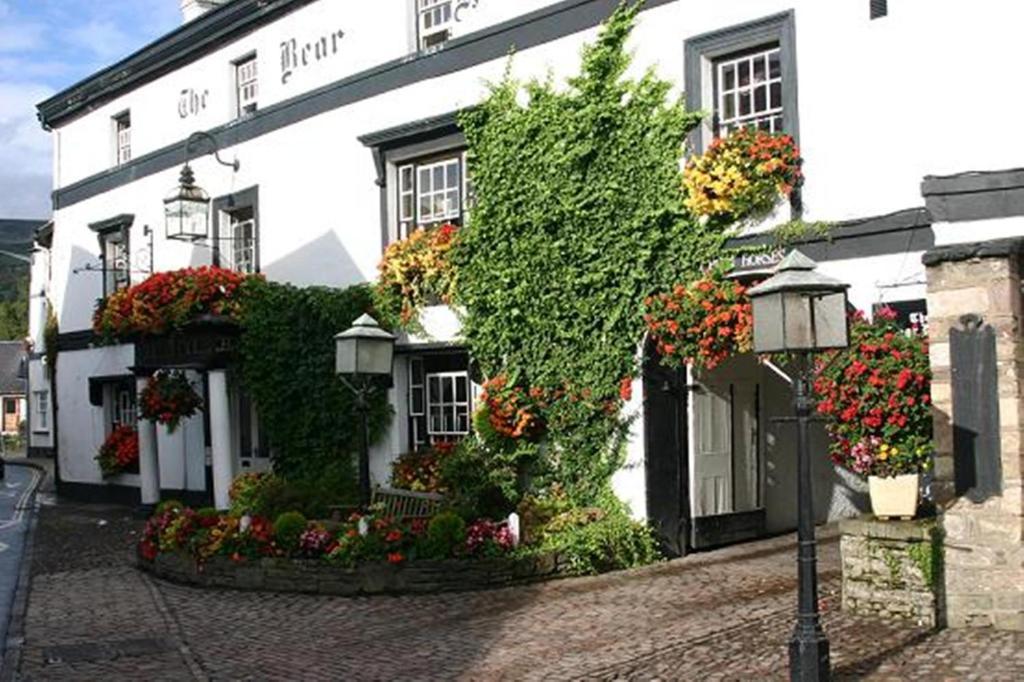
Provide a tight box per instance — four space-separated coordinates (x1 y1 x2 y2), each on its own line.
273 512 308 553
439 438 524 521
228 473 274 516
539 504 659 575
155 499 185 515
423 511 467 559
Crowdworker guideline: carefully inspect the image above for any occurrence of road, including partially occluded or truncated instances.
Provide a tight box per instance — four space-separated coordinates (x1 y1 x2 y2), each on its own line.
0 463 40 664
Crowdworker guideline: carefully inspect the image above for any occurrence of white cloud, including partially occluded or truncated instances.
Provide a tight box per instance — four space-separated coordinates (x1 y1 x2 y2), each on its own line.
65 19 138 62
0 81 53 217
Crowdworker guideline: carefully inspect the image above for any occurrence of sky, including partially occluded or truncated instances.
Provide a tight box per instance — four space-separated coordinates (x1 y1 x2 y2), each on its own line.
0 0 181 219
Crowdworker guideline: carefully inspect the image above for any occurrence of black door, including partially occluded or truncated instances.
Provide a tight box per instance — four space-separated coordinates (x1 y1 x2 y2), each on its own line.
643 340 689 557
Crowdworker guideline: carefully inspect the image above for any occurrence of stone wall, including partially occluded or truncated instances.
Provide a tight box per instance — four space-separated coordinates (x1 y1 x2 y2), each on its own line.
840 516 941 628
924 240 1024 631
142 552 567 597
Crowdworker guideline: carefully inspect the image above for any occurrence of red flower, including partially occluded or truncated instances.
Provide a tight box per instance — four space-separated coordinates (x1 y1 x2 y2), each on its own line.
386 552 405 565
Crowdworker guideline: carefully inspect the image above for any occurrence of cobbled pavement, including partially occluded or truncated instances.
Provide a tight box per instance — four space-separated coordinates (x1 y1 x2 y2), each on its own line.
7 499 1024 681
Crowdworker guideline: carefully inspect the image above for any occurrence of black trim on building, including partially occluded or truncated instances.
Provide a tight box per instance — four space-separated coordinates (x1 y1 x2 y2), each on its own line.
37 0 318 129
28 446 54 459
56 480 211 508
88 214 134 235
56 330 103 352
726 207 934 263
50 0 677 212
922 168 1024 223
922 237 1024 267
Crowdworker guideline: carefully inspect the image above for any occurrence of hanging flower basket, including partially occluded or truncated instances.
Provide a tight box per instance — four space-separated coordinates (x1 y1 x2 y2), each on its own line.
374 223 459 328
683 128 802 223
140 370 204 433
96 425 139 477
643 268 754 370
93 266 255 341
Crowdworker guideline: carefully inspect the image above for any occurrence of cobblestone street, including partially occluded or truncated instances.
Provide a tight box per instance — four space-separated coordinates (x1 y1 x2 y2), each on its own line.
5 498 1024 681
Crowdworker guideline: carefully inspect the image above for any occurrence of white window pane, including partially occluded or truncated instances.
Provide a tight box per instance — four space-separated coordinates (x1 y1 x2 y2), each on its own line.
769 51 782 78
446 162 459 187
723 64 735 91
433 165 444 187
419 167 431 192
753 55 766 84
400 166 413 191
754 86 767 112
738 61 750 87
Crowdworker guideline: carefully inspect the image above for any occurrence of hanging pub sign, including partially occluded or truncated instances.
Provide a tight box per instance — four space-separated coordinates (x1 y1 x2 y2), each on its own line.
874 299 928 334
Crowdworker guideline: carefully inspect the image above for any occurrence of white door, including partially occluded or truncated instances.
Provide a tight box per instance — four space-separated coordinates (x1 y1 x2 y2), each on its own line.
693 377 733 516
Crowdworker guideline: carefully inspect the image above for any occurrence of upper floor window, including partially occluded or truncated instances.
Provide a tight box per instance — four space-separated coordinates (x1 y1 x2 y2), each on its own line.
397 153 465 239
714 46 783 137
213 187 259 273
101 231 130 296
113 111 131 165
418 0 454 49
227 206 256 274
235 54 259 117
684 11 798 153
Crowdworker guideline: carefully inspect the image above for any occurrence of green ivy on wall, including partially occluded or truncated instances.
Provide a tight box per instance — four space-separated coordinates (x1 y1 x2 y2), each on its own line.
452 2 730 504
237 279 391 482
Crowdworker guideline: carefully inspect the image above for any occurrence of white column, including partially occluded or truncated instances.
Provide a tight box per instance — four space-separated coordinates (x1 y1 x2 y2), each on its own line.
136 377 160 506
208 369 234 510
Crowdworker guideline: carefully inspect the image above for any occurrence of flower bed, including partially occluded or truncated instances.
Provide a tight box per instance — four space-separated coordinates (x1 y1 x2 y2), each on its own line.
93 266 253 340
95 425 139 477
137 501 564 596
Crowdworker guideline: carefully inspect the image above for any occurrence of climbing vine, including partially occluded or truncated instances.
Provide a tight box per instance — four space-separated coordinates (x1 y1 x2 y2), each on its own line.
236 279 390 481
452 3 729 504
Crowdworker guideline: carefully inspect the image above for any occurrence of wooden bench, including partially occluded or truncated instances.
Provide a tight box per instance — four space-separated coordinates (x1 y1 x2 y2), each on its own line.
371 487 445 521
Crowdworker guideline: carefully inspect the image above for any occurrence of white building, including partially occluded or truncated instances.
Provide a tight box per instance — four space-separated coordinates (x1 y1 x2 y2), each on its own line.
29 0 1024 552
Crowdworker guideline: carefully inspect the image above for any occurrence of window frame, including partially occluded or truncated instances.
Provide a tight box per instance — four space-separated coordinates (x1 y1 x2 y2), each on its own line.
684 11 799 154
33 390 49 432
212 186 260 273
89 214 135 299
234 53 259 118
713 45 784 138
425 370 471 439
112 110 131 166
396 151 467 240
417 0 455 50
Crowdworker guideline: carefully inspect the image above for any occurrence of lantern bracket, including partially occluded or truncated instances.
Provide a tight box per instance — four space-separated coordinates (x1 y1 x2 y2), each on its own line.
184 131 240 172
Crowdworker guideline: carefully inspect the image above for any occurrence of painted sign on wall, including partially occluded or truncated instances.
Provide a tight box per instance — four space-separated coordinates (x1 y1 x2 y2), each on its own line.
874 299 928 333
281 29 346 84
178 88 210 119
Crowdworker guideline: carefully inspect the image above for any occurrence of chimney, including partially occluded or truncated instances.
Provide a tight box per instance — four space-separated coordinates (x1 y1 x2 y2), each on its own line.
180 0 228 23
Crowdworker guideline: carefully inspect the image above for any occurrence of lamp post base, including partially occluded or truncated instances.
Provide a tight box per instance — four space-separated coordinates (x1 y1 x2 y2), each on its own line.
789 625 830 681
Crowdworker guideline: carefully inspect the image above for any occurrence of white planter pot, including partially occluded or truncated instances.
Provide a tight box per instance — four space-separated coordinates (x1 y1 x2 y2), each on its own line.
868 473 920 519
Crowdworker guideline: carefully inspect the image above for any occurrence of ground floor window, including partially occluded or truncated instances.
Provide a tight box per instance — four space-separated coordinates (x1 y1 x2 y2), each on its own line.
34 390 49 431
407 351 472 451
105 379 136 433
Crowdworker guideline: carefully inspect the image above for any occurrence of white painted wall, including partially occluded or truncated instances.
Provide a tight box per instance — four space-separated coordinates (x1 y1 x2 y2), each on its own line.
42 0 1024 519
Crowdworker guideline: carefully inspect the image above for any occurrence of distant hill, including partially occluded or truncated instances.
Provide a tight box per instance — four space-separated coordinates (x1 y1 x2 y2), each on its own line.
0 219 43 303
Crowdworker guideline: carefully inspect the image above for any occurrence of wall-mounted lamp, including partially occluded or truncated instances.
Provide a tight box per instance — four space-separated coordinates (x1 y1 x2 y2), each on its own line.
164 131 240 243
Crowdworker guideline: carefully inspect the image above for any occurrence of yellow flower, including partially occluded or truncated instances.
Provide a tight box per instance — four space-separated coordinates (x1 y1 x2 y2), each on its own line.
891 448 899 456
878 451 888 461
879 443 889 452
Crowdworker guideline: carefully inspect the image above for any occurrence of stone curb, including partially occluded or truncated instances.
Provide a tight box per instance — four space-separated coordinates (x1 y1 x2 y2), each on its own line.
140 550 568 597
0 462 46 682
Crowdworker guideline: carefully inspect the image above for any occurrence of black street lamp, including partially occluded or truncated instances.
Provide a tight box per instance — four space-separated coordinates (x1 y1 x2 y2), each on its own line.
335 314 396 509
747 250 850 682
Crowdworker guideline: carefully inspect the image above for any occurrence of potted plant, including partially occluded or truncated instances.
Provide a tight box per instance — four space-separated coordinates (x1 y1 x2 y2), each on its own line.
813 307 933 518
